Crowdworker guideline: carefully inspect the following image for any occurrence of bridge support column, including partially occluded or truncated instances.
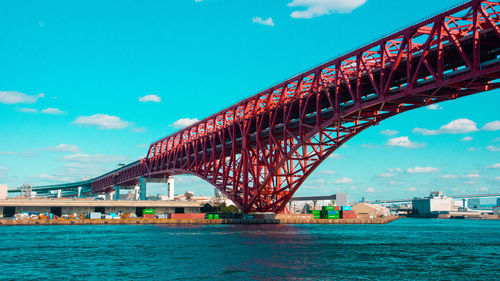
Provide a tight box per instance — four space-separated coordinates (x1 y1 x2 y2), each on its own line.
77 186 81 198
56 189 61 199
139 177 146 200
167 177 174 200
114 186 120 201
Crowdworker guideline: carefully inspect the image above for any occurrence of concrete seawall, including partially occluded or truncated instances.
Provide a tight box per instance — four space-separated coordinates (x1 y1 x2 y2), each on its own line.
0 216 399 226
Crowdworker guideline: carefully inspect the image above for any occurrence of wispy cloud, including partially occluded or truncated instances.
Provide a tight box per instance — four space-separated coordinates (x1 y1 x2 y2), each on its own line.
482 120 500 131
328 153 342 159
61 153 127 164
252 17 275 26
138 94 161 103
0 91 44 104
365 187 375 193
426 104 443 110
464 173 480 179
170 118 199 129
387 136 425 148
380 129 399 136
73 114 130 130
487 163 500 169
334 177 352 184
19 108 37 113
42 108 65 115
132 127 147 133
460 136 473 142
413 118 479 135
406 166 440 174
486 145 500 152
288 0 366 19
46 144 80 153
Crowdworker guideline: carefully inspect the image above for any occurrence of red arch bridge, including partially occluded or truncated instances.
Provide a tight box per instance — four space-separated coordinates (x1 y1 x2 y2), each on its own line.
12 0 500 213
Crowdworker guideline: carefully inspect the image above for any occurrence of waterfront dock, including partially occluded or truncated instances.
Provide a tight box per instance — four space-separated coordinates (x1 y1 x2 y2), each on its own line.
0 216 399 226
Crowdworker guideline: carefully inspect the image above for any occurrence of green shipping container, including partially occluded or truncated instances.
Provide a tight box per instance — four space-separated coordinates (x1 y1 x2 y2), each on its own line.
143 209 155 214
327 215 340 219
311 210 321 214
213 214 220 219
322 206 335 211
206 214 214 219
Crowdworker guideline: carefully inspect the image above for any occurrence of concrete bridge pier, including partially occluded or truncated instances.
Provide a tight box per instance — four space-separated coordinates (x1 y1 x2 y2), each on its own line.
139 177 147 200
167 177 174 200
57 189 61 199
113 186 120 201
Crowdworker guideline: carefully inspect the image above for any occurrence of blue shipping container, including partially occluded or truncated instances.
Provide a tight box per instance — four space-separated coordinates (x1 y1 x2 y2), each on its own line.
326 210 339 215
341 206 352 211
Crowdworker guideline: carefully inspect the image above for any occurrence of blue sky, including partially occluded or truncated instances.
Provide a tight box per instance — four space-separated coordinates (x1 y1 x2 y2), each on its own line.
0 0 499 201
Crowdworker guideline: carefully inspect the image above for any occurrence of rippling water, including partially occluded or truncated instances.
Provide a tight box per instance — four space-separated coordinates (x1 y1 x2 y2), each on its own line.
0 218 498 280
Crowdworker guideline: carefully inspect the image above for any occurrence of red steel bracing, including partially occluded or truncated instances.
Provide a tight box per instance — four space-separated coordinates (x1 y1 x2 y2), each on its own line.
91 0 500 213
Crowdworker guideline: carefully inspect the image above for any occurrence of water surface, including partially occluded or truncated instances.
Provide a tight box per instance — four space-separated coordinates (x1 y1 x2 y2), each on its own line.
0 218 498 280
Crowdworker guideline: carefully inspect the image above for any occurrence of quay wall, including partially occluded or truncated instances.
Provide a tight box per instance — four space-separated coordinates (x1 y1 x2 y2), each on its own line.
0 216 400 226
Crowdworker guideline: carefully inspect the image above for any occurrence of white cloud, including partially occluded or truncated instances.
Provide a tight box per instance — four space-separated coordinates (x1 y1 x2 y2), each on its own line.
487 163 500 169
361 143 377 149
426 104 443 110
460 136 473 142
442 174 457 179
61 153 127 164
486 145 500 152
407 187 417 192
379 173 396 178
380 129 399 136
496 177 500 181
138 94 161 103
42 108 65 115
46 144 80 153
365 187 375 193
252 17 275 26
0 91 44 104
132 127 147 133
465 173 480 179
73 114 130 130
387 168 402 173
406 166 440 174
389 180 403 186
477 187 488 192
412 118 479 135
334 177 352 184
288 0 366 19
468 147 477 152
170 118 199 129
319 170 336 175
328 153 342 159
482 120 500 131
20 108 37 113
387 136 425 148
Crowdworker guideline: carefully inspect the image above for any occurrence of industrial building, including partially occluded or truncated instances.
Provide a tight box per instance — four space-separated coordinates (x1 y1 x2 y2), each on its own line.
286 193 348 213
0 199 202 218
412 191 456 216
